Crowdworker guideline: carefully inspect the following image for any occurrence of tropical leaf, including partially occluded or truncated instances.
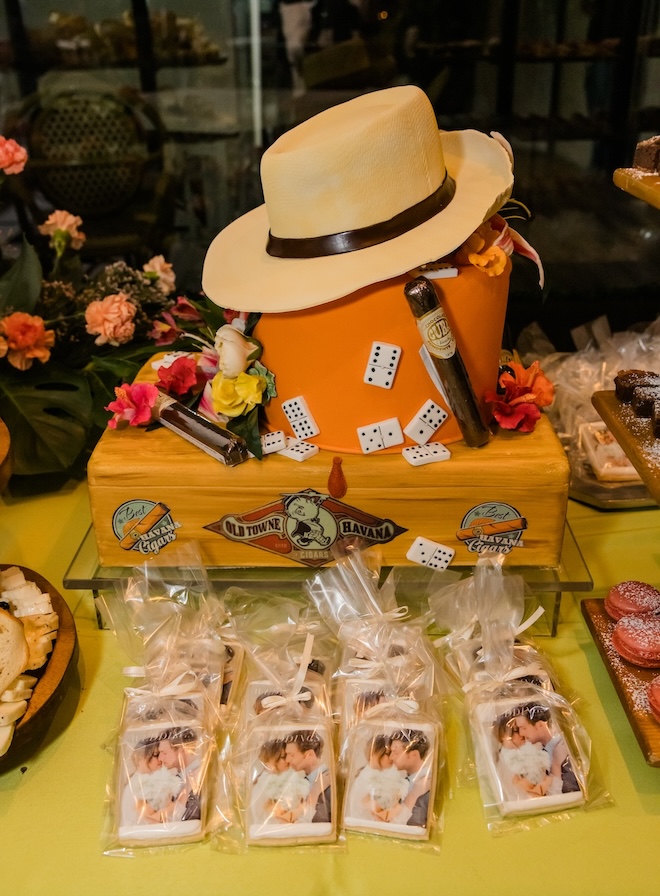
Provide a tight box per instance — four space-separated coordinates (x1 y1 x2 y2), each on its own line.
228 405 262 459
84 354 144 428
0 238 43 313
0 363 94 475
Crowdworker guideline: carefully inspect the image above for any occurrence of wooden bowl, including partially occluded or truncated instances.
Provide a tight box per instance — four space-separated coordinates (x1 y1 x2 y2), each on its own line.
0 418 11 492
0 564 78 770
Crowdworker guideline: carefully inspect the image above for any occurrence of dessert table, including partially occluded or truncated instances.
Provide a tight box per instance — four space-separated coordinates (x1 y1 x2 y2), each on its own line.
1 477 660 896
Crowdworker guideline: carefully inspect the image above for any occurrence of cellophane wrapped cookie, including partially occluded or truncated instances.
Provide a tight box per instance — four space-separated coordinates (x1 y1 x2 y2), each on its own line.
342 707 443 845
466 681 590 829
443 554 606 832
98 550 230 854
109 686 215 850
304 543 446 849
229 633 339 848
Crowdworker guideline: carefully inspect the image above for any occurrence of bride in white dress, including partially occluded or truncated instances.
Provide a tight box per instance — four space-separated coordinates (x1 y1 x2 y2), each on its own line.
345 733 408 822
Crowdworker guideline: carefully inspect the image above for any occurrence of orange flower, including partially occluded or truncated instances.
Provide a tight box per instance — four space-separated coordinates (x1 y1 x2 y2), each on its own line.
454 221 507 277
499 360 554 408
0 135 27 175
85 292 136 346
38 210 86 250
0 311 55 370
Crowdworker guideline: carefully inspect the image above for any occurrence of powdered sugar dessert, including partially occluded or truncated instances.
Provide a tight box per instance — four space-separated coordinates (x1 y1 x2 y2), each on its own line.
605 580 660 621
612 614 660 668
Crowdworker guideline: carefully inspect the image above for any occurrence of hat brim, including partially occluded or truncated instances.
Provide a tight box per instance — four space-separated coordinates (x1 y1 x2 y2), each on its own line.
202 129 513 313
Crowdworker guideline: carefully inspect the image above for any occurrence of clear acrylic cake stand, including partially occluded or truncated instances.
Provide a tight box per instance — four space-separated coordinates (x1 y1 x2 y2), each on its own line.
63 523 592 637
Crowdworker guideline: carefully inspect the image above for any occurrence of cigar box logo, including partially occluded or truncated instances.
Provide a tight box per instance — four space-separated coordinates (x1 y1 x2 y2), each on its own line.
206 488 407 568
458 502 527 554
112 499 181 554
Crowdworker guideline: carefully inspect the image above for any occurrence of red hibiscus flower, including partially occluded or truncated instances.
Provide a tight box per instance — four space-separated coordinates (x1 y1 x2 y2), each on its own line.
484 360 554 433
156 355 205 397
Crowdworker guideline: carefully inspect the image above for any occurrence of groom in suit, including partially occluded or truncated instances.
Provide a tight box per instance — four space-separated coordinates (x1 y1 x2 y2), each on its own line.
284 730 332 823
389 729 432 827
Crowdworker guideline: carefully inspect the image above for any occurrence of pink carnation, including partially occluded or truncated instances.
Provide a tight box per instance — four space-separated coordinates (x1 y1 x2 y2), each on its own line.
105 382 159 429
38 209 86 249
85 292 136 346
143 255 176 295
0 136 27 175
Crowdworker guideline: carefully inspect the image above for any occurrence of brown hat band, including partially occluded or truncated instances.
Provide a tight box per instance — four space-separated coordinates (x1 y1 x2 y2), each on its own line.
266 174 456 260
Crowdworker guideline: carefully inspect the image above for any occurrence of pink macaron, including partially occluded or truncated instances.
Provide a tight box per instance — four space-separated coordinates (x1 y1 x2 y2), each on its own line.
649 675 660 724
604 580 660 621
612 614 660 668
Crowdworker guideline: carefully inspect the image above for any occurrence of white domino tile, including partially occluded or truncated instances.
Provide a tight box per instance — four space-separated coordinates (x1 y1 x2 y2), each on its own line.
261 430 287 455
363 341 402 389
406 536 455 570
281 395 320 439
404 399 449 444
357 417 403 454
277 440 319 462
402 443 451 466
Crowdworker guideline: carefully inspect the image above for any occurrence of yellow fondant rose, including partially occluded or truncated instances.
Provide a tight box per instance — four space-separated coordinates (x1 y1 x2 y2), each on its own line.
210 371 267 418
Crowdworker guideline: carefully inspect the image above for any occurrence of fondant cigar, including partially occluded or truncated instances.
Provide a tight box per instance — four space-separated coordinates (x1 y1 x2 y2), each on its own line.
153 391 249 466
120 502 170 549
456 517 527 541
404 276 490 448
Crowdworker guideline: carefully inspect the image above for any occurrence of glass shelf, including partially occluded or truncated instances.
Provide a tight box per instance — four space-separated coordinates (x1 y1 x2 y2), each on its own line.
64 523 592 637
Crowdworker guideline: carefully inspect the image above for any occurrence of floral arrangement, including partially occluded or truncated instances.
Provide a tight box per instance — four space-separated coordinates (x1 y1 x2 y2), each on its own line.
0 138 273 484
485 359 555 433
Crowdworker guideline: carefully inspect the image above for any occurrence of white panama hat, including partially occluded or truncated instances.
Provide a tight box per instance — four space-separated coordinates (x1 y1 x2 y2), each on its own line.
202 85 514 313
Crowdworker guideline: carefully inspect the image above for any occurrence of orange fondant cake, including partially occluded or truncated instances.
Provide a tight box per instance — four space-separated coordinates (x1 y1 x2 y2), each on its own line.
255 260 510 452
86 86 568 575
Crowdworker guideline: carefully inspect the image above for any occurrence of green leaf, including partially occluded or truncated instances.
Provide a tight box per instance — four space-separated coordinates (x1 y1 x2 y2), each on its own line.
0 363 94 475
0 238 43 314
84 355 143 428
228 406 262 459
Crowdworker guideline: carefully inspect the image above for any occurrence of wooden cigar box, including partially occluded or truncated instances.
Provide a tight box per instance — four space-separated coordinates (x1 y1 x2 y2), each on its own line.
87 404 569 571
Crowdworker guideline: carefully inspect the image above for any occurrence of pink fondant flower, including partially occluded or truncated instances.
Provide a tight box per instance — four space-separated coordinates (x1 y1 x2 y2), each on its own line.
85 292 136 346
0 311 55 370
143 255 176 295
0 136 27 175
38 209 86 251
105 382 159 429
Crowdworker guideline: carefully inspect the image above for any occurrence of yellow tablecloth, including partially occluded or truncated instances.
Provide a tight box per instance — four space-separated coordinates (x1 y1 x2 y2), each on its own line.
1 479 660 896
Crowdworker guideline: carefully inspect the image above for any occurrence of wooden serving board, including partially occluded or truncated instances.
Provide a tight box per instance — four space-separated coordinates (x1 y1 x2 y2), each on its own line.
592 391 660 505
0 565 77 768
581 598 660 767
613 167 660 210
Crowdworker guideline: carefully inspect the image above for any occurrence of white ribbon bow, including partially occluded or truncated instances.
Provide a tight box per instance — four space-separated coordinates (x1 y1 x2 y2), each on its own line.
124 669 200 698
365 695 420 716
259 633 315 712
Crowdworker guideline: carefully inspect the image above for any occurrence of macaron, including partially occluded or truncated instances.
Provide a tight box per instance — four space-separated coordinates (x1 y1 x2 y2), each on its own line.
648 675 660 724
611 614 660 668
604 580 660 621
